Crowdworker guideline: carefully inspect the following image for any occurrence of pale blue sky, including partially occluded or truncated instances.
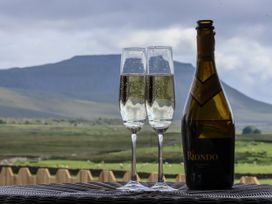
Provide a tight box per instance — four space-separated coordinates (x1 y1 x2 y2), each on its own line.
0 0 271 104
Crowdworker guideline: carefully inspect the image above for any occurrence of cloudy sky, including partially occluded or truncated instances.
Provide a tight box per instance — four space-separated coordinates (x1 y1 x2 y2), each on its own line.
0 0 271 104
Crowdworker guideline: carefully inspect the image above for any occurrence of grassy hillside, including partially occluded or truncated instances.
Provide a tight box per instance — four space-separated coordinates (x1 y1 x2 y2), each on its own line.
0 55 271 125
0 87 118 119
0 121 271 164
0 122 167 160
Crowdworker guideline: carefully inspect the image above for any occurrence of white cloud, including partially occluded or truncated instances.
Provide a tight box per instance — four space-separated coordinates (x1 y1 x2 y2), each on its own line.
216 36 272 103
0 25 271 104
116 27 196 63
0 0 271 104
0 27 196 68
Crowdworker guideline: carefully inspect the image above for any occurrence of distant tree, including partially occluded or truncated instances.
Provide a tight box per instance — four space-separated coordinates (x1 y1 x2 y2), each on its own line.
242 126 262 135
0 119 6 124
242 126 254 134
24 120 31 125
253 129 261 134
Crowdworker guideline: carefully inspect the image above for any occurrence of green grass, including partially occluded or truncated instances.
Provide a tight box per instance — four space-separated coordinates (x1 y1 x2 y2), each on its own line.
1 122 272 185
235 140 272 164
15 160 183 174
235 163 272 174
258 179 272 185
0 123 135 159
14 160 272 175
0 123 271 164
234 179 272 185
0 123 180 161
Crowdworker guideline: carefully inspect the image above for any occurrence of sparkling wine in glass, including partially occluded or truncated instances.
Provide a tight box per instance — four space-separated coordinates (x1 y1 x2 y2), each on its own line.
146 46 176 191
118 47 149 191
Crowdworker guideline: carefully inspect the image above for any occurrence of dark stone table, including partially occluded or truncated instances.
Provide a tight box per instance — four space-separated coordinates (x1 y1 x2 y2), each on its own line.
0 182 271 203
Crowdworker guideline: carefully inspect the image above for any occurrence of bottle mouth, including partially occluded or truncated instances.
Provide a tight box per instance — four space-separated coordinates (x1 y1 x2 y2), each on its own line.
196 20 214 30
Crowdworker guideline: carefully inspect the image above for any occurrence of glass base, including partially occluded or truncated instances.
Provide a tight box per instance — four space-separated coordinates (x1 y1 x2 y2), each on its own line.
117 180 150 192
151 182 177 192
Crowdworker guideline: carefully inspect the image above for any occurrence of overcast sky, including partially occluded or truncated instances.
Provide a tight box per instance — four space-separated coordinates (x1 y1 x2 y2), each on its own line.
0 0 271 104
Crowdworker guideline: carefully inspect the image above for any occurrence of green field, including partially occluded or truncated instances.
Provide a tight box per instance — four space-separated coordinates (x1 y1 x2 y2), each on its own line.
0 120 272 184
0 121 271 163
14 160 272 175
0 121 180 161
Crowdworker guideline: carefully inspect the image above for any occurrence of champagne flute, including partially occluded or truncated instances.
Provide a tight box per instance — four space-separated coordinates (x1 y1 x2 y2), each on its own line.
146 46 176 191
118 47 149 191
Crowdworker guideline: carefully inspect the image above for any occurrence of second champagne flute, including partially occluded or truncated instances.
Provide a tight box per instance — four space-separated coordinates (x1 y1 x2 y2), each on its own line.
146 46 176 191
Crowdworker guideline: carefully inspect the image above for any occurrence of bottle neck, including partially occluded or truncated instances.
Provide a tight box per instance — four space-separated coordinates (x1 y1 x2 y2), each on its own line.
196 29 217 80
197 29 215 59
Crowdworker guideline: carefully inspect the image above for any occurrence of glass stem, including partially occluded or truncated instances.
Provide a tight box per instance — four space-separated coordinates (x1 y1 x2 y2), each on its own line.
157 132 164 183
131 132 137 181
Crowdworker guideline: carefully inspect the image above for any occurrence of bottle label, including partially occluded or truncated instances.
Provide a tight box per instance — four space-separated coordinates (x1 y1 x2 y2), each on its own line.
185 138 234 170
187 151 219 161
190 74 222 106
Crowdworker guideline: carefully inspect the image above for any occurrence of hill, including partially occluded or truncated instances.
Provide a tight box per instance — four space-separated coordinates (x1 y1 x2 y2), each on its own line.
0 54 271 125
0 87 116 119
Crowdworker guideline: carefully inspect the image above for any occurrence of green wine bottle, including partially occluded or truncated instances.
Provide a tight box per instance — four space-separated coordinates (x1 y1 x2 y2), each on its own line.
182 20 235 190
